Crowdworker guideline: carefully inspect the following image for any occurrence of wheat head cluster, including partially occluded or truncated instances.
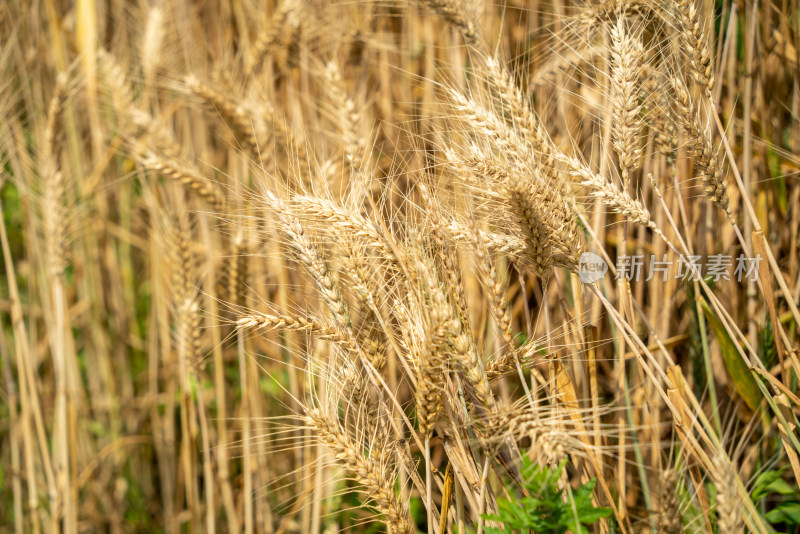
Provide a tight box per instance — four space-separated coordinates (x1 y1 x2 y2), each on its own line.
1 0 800 532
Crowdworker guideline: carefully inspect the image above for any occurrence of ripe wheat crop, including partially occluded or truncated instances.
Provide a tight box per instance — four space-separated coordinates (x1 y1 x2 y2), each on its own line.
2 0 800 532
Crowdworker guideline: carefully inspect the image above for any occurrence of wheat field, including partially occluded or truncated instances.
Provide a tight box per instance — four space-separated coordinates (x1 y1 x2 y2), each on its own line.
1 0 800 532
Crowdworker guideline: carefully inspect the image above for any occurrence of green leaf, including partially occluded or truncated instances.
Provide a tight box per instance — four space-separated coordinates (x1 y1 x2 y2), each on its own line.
565 518 589 534
576 506 613 524
765 503 800 525
482 456 609 533
700 299 762 411
752 469 796 500
765 478 798 496
752 469 783 500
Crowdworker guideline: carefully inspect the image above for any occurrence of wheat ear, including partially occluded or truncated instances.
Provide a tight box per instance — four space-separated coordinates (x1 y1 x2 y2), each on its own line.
246 0 300 76
268 192 351 330
305 408 413 534
185 75 268 164
41 76 69 277
670 77 732 220
712 454 742 534
143 156 226 213
448 89 538 173
656 469 682 534
140 6 164 85
482 57 559 173
290 195 397 264
505 180 582 277
412 259 451 439
338 239 387 371
415 0 479 47
609 17 644 182
469 218 516 354
167 212 202 367
418 184 472 337
674 0 715 93
446 219 527 260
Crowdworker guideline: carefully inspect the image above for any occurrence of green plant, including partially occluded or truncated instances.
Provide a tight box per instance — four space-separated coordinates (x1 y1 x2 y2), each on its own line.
482 457 611 533
751 468 800 531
